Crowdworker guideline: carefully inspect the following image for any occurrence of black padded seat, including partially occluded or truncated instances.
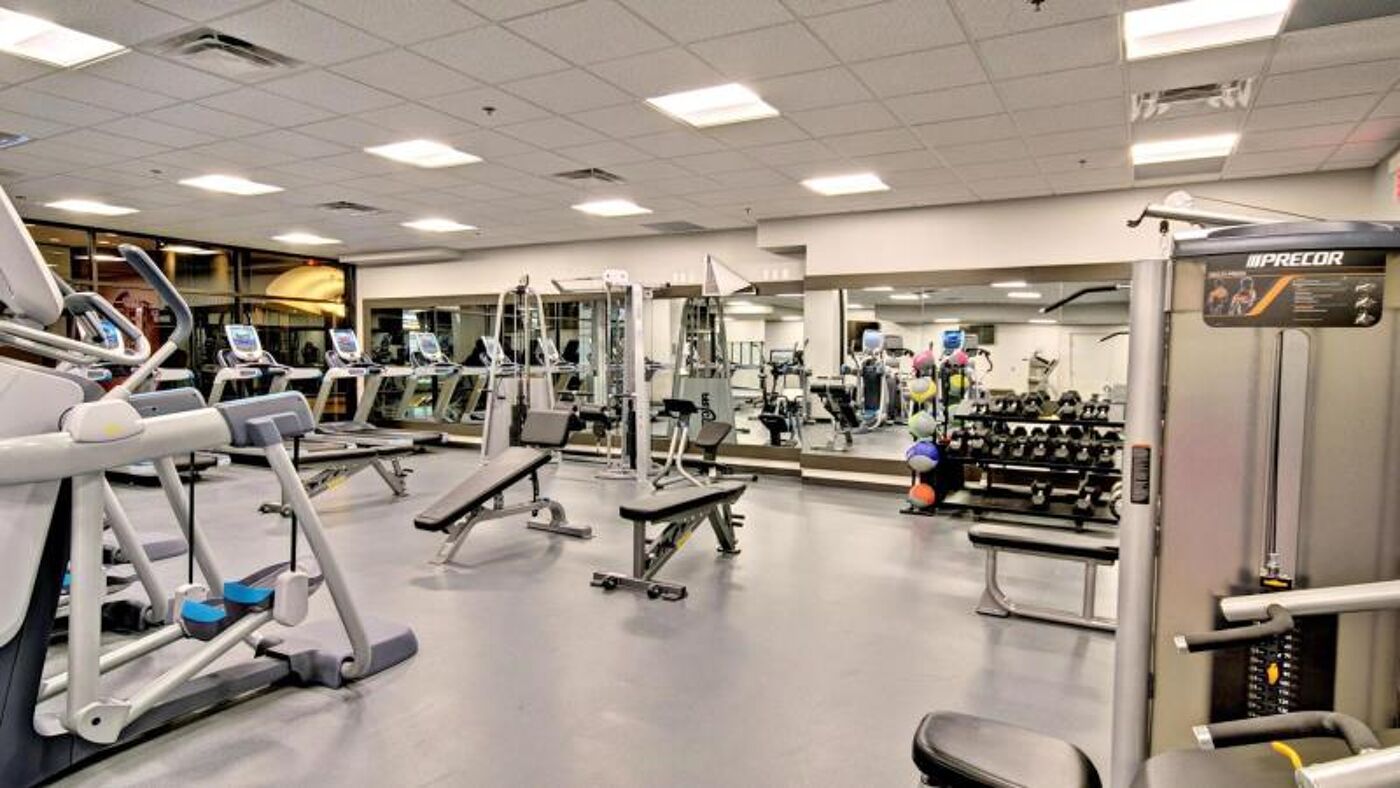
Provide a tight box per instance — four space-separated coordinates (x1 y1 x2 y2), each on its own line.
693 421 732 449
968 524 1119 562
1133 729 1400 788
619 482 745 522
914 712 1101 788
413 447 548 531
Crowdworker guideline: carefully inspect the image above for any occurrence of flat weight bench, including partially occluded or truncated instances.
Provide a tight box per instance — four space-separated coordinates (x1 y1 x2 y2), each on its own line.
914 712 1102 788
413 410 590 565
969 523 1118 632
591 481 746 601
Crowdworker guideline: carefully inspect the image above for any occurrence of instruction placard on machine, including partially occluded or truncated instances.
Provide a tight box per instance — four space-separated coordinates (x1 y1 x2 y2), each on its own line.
1202 249 1385 328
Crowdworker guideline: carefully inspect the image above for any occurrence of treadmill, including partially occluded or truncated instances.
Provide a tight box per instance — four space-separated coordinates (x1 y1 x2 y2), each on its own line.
313 328 446 448
396 331 466 422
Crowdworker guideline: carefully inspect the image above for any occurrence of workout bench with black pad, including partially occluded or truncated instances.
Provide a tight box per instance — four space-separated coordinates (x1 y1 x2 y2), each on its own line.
591 481 747 601
413 410 590 565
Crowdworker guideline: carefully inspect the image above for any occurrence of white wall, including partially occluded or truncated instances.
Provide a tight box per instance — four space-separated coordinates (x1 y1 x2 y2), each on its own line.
759 169 1378 276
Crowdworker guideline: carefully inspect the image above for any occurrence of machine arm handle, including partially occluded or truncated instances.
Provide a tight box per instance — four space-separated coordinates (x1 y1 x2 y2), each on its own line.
1174 604 1293 653
1039 284 1129 314
1194 712 1381 755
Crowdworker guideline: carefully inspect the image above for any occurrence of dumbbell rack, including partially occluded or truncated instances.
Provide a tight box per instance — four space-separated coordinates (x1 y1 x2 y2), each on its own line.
937 411 1123 528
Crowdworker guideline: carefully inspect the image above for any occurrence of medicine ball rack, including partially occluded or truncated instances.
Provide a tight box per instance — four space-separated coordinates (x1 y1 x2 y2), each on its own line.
934 405 1124 528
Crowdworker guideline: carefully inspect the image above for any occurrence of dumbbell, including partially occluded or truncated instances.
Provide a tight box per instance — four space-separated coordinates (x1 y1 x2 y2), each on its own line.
1052 438 1071 462
1108 481 1124 519
1030 435 1050 459
1073 484 1099 514
1029 480 1053 509
1074 440 1094 465
948 429 966 454
1019 393 1044 417
967 430 987 455
1009 436 1029 460
1095 444 1117 468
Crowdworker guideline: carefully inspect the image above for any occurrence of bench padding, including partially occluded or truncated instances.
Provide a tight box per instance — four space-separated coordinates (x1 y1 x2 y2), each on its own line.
969 524 1119 562
914 712 1101 788
414 447 549 531
619 482 745 522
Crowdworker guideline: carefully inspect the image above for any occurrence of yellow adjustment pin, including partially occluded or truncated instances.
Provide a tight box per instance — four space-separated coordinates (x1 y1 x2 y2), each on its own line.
1271 741 1304 771
1267 662 1281 685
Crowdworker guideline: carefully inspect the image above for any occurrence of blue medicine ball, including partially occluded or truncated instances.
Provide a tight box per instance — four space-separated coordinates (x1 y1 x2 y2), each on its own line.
906 440 940 472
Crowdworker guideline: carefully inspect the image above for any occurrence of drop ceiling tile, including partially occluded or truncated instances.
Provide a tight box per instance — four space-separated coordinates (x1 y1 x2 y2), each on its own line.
331 50 478 101
146 102 272 137
1023 124 1128 156
953 0 1119 39
572 103 679 137
628 129 727 156
747 138 837 165
555 139 653 166
298 0 487 45
1246 95 1380 130
261 70 401 113
849 45 985 98
619 0 791 42
0 108 70 139
690 23 839 80
937 138 1029 165
821 127 922 156
1372 91 1400 118
750 67 873 113
187 139 299 168
968 175 1052 200
1036 148 1130 173
882 166 960 187
443 129 539 159
1257 60 1400 106
137 0 268 21
240 129 350 159
434 87 552 127
670 150 760 174
706 167 788 187
310 151 406 176
0 53 51 85
1235 123 1355 153
508 0 670 64
269 159 365 184
627 175 723 197
498 116 607 148
783 0 886 16
776 158 861 181
588 48 726 98
999 64 1124 112
199 88 337 127
1127 40 1274 93
295 116 393 147
462 0 578 21
1014 96 1124 135
1348 118 1400 143
911 114 1019 146
1271 15 1400 74
1327 139 1398 165
84 52 239 100
1131 110 1244 142
808 0 963 61
849 148 944 171
413 25 570 83
211 0 393 66
790 101 899 136
495 149 586 175
977 17 1118 80
953 158 1035 180
703 117 810 147
502 69 633 114
1047 166 1133 194
0 87 121 127
355 104 479 138
27 72 177 114
7 0 188 45
1223 146 1332 176
55 127 168 158
886 83 1002 125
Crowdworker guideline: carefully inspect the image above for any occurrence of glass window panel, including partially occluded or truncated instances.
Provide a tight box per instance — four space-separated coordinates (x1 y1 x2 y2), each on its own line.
25 223 91 284
244 250 344 301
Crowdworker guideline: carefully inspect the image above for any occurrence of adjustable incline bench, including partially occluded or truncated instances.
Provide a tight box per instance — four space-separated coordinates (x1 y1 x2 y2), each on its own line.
413 410 591 565
592 481 747 601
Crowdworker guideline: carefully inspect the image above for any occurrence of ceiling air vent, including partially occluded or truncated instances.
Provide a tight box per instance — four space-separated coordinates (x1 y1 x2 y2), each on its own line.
553 167 626 183
1132 79 1253 122
643 221 707 234
155 29 300 77
317 200 383 216
0 131 31 150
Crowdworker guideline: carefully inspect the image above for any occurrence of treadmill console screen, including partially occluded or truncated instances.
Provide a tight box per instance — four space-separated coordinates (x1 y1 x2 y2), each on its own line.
410 331 443 361
329 328 361 360
225 324 262 359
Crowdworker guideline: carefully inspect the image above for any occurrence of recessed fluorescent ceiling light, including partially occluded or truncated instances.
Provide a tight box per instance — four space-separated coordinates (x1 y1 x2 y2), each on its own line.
572 199 651 217
1007 291 1042 300
45 199 137 216
162 244 217 255
646 83 779 128
992 280 1027 288
1029 318 1058 325
403 218 476 233
802 173 889 196
365 139 480 168
1124 0 1292 60
889 293 920 301
862 285 894 292
1131 133 1238 164
934 318 961 324
272 232 340 246
0 8 126 67
179 174 282 195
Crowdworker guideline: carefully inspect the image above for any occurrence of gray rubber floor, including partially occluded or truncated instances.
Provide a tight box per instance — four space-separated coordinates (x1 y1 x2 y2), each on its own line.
54 447 1115 787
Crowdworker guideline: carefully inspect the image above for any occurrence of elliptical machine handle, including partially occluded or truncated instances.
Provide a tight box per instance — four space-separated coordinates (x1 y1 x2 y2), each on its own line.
118 245 193 346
